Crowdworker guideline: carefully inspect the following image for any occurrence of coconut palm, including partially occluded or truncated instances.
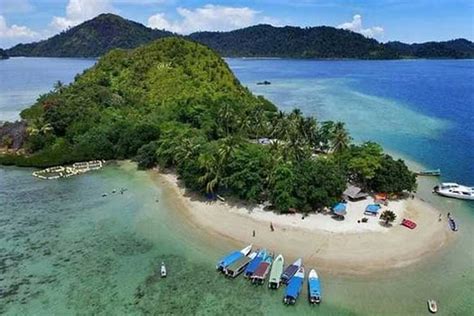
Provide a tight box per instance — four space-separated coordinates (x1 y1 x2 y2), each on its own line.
380 210 397 226
198 153 221 194
331 122 351 153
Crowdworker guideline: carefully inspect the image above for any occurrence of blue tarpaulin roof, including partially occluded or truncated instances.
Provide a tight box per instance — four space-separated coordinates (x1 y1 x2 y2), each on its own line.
285 275 304 299
365 204 381 214
309 278 321 297
332 203 347 215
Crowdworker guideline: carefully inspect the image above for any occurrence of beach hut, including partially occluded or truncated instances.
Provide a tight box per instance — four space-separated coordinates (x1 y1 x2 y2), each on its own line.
364 204 381 216
343 185 368 201
375 193 388 204
332 203 347 219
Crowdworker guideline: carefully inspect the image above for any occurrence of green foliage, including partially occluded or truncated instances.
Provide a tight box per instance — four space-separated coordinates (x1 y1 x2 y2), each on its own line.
380 210 397 226
370 155 417 193
135 141 159 169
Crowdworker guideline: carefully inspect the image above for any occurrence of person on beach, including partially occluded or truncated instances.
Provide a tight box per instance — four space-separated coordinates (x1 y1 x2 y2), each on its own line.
270 222 274 232
439 213 442 222
252 230 255 237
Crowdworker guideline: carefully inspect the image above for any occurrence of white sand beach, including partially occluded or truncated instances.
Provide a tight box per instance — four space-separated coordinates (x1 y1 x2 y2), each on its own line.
155 171 454 275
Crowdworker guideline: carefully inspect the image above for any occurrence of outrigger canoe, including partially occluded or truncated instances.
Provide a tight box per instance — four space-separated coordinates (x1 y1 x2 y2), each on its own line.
283 266 305 305
216 245 252 272
268 254 284 289
225 252 257 278
281 258 302 284
251 253 273 285
308 269 322 304
244 249 267 278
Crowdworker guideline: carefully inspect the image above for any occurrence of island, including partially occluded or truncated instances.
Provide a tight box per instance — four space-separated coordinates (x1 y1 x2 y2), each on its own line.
0 37 450 273
0 48 9 60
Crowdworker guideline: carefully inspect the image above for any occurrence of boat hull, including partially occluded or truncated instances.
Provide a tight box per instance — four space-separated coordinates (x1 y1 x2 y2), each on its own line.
436 191 474 200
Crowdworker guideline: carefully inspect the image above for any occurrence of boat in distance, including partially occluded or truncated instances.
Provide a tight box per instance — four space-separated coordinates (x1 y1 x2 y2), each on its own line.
251 253 273 285
225 251 257 278
283 266 305 305
160 261 167 277
433 183 474 200
281 258 302 284
416 169 441 176
244 249 267 278
216 245 252 271
308 269 322 304
427 299 438 313
268 254 284 289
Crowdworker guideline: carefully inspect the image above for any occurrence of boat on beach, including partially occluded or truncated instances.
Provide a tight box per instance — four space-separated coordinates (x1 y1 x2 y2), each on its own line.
308 269 322 305
268 254 284 289
225 252 257 278
216 245 252 272
433 183 474 200
448 215 458 231
283 266 305 305
281 258 302 285
427 299 438 313
251 253 273 285
244 249 267 278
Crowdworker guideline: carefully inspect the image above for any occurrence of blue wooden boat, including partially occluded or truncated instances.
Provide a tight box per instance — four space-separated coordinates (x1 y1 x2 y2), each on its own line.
216 245 252 272
244 249 267 278
308 269 322 304
283 266 305 305
251 253 273 285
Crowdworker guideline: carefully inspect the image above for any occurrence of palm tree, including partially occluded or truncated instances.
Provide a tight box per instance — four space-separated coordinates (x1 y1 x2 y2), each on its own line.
218 102 236 137
380 210 397 226
175 138 201 166
198 153 221 194
331 122 351 153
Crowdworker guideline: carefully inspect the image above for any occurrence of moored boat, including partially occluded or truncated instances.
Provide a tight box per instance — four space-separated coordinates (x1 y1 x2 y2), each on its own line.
281 258 302 284
308 269 321 304
268 254 284 289
416 169 441 176
427 299 438 313
433 183 474 200
283 266 305 305
160 261 167 277
244 249 267 278
225 252 257 278
216 245 252 272
448 215 458 231
251 253 273 285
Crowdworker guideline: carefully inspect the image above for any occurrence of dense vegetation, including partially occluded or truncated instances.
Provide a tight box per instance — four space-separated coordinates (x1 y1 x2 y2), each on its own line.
386 39 474 59
0 37 416 213
6 14 173 57
190 25 398 59
6 14 473 59
0 48 8 59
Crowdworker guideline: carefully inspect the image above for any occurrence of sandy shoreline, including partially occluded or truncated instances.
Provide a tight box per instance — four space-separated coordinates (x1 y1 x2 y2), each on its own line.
153 170 453 275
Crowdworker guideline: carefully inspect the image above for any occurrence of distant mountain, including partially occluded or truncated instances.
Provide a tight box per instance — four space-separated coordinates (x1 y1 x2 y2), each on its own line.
189 25 398 59
386 39 474 59
6 14 474 59
6 14 173 58
0 48 8 59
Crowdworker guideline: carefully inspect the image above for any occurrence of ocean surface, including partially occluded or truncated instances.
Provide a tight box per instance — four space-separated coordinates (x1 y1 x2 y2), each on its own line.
0 57 473 315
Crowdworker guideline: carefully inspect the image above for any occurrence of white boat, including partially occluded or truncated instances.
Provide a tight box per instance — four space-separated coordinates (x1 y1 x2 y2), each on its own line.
161 261 167 277
427 299 438 313
434 183 474 200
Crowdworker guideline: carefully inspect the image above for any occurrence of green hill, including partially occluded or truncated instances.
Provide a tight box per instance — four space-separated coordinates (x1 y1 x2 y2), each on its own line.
189 24 398 59
6 13 173 57
386 39 474 59
0 48 8 59
2 37 275 166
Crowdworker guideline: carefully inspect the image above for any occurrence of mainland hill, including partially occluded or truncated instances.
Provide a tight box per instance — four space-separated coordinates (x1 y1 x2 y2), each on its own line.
0 48 8 59
6 13 173 57
5 14 474 59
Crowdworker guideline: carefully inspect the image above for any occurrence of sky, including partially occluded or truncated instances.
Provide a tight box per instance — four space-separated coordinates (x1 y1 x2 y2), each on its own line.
0 0 473 48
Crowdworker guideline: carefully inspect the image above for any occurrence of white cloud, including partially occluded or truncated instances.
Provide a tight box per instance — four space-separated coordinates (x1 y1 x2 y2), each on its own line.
0 15 40 47
148 4 278 34
337 14 384 39
50 0 116 31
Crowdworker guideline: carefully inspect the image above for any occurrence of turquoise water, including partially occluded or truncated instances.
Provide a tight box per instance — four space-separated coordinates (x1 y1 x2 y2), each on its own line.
1 57 473 315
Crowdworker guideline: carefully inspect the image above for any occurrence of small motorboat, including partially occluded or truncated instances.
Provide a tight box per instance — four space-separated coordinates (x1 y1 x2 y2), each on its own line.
283 266 305 305
281 258 302 285
244 249 267 278
433 183 474 200
225 252 257 278
416 169 441 176
216 245 252 272
268 254 284 289
308 269 322 305
427 299 438 313
160 261 167 278
251 253 273 285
